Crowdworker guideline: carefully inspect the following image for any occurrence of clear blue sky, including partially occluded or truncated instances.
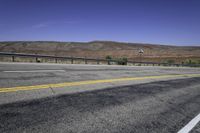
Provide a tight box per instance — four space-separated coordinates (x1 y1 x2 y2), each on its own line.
0 0 200 46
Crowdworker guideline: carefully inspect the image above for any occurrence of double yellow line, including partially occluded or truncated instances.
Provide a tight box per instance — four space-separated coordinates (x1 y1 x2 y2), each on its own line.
0 74 200 93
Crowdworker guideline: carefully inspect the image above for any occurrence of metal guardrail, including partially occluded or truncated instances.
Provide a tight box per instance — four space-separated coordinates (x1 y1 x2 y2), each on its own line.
0 52 116 64
0 52 199 67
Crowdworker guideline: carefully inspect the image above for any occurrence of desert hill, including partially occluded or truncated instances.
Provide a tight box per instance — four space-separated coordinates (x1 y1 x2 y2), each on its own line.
0 41 200 63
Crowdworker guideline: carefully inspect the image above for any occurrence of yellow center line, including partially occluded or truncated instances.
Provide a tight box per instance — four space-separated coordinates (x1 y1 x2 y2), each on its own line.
0 74 200 93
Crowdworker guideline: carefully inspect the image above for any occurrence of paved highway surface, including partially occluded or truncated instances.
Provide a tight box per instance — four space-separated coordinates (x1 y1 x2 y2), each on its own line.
0 62 200 133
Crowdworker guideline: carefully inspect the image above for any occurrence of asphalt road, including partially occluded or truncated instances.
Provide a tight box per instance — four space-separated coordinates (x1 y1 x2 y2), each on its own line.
191 122 200 133
0 62 200 133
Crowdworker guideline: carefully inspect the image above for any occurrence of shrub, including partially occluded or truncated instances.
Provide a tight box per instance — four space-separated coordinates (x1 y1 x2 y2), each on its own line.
105 55 112 60
116 57 128 65
185 59 196 65
105 55 112 65
166 59 175 64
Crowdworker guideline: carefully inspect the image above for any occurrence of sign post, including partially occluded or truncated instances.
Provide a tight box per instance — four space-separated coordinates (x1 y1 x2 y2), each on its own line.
138 49 144 65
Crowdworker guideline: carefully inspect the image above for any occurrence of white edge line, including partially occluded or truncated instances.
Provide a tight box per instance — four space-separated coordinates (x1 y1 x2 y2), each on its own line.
3 70 65 73
178 113 200 133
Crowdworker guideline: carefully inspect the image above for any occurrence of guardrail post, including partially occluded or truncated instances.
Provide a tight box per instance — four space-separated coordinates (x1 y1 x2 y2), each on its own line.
84 57 87 64
36 57 38 62
12 56 15 62
71 57 73 64
107 60 110 65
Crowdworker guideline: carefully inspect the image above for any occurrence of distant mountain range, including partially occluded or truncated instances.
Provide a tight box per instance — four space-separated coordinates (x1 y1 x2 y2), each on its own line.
0 41 200 63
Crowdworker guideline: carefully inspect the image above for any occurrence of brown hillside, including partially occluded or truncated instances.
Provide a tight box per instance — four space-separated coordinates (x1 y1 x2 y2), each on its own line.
0 41 200 63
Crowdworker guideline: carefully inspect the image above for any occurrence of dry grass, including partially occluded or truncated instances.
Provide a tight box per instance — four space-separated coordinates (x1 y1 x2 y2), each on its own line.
0 41 200 64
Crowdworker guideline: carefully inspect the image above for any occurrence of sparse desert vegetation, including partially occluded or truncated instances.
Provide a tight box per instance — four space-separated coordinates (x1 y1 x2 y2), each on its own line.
0 41 200 64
